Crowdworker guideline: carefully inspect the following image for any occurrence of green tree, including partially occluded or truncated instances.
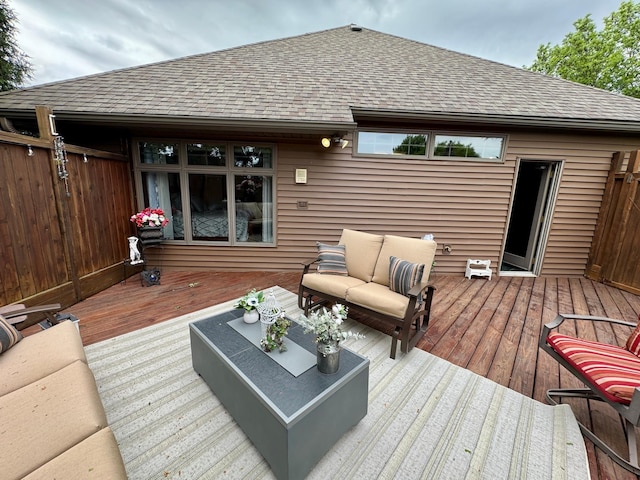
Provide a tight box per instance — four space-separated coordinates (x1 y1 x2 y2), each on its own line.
0 0 31 91
526 1 640 98
434 140 479 158
393 135 427 155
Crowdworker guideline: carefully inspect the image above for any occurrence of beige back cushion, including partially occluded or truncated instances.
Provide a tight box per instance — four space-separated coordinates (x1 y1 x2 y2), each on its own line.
339 229 384 282
372 235 437 286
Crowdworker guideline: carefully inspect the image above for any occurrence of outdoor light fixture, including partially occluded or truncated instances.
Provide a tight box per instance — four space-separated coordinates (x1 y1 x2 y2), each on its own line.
321 135 349 149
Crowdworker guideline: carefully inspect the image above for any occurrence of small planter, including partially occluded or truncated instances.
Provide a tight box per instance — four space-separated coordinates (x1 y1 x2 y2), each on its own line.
137 226 164 246
317 342 340 374
243 310 259 324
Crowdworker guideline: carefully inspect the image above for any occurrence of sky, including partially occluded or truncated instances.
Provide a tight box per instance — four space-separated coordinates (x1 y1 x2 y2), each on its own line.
13 0 627 87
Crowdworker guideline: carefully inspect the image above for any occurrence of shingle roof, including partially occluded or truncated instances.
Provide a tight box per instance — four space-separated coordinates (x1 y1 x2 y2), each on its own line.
2 25 640 129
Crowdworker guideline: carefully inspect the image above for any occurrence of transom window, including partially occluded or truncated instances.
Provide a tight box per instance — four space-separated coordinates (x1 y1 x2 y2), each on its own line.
135 141 275 245
356 131 505 161
433 135 503 159
357 132 428 156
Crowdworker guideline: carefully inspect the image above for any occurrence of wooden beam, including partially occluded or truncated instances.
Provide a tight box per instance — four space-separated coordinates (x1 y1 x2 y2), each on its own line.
35 105 55 141
65 144 128 162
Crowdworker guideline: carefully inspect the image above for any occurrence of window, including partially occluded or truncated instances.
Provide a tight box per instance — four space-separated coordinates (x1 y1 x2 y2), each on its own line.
356 130 505 161
140 142 179 164
187 143 226 166
357 132 428 156
433 135 503 160
135 140 275 245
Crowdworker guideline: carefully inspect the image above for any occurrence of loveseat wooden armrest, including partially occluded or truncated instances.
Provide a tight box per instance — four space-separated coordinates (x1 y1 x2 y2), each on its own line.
0 303 62 330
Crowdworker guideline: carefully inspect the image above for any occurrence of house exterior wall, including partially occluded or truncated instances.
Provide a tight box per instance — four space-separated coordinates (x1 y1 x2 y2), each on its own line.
143 130 640 277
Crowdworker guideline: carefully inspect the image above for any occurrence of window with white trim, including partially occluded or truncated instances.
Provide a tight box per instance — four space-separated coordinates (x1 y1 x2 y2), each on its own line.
135 141 275 245
356 131 505 161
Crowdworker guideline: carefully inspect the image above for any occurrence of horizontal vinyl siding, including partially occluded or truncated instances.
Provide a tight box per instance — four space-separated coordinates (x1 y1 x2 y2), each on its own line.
150 130 640 277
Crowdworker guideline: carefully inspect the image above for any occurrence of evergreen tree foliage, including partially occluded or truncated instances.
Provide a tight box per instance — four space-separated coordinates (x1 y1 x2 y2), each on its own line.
0 0 31 91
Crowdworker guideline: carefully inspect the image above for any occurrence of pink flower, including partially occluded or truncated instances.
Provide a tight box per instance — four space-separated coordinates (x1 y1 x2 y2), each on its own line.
130 207 170 227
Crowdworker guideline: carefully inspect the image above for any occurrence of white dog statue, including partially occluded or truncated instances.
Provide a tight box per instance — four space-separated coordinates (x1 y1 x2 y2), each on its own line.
128 236 144 265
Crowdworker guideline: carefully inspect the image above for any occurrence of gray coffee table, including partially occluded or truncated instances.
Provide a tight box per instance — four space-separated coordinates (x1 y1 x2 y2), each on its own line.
190 308 369 480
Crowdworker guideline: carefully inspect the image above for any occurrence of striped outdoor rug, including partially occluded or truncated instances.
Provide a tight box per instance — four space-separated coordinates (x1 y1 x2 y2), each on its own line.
85 286 589 479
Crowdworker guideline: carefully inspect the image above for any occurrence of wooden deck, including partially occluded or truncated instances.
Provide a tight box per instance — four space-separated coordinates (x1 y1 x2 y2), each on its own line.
28 271 640 480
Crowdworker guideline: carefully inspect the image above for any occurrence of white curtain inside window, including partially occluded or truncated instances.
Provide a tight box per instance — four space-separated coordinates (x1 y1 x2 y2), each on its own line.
145 172 174 239
262 176 273 242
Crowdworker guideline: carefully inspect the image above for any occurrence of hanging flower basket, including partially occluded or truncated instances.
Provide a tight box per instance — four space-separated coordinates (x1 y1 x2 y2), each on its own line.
131 207 169 245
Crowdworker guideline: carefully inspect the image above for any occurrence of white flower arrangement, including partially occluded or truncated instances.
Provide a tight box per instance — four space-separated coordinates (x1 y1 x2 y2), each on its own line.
235 288 265 312
297 304 365 345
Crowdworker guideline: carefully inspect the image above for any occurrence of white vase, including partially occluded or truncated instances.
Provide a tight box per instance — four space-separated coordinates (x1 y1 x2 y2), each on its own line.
243 310 259 324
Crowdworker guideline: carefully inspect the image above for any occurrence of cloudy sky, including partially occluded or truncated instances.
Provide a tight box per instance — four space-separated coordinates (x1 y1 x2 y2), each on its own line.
13 0 625 87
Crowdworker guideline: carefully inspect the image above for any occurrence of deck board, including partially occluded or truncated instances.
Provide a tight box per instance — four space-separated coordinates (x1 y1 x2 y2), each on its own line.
23 270 640 480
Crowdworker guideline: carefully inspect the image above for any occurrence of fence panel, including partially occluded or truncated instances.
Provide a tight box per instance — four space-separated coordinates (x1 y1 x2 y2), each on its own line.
0 131 134 308
586 150 640 295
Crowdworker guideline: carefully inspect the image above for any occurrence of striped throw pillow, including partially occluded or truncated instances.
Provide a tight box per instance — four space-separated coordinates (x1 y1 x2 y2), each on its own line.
548 331 640 405
0 313 22 353
316 243 348 275
626 316 640 356
389 256 424 296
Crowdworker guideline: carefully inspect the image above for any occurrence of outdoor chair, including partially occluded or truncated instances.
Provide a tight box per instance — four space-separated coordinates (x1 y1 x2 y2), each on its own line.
0 303 63 331
539 313 640 475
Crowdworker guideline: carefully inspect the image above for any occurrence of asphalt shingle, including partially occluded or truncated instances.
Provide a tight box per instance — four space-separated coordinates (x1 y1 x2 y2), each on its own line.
1 26 640 126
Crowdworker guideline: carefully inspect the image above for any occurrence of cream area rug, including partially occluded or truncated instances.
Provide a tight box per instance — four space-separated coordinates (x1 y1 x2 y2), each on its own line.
85 286 590 479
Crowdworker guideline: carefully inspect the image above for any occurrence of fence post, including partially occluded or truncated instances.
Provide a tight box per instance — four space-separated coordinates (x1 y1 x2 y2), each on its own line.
35 105 82 302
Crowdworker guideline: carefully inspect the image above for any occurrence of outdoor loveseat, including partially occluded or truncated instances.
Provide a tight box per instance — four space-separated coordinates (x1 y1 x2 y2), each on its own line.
0 310 127 479
299 229 437 358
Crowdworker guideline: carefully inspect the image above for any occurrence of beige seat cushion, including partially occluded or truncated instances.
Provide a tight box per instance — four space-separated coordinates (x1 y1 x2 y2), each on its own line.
23 427 127 480
302 273 366 299
0 320 87 396
372 236 437 286
0 360 108 480
346 283 410 319
339 229 384 282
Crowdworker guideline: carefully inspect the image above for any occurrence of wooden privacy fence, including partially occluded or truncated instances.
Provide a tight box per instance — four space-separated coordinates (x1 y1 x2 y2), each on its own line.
0 107 134 309
586 150 640 295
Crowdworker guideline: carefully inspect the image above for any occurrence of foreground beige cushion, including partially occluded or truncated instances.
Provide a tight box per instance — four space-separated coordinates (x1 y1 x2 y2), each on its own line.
339 229 384 282
372 235 437 286
0 360 108 480
346 282 411 318
0 320 87 396
302 273 366 298
22 427 127 480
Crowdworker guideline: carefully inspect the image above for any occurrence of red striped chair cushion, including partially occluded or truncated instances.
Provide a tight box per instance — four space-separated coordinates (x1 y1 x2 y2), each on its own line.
625 317 640 356
547 332 640 405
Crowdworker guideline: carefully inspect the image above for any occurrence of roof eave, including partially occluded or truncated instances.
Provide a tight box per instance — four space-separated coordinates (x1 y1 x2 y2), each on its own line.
3 109 358 134
351 108 640 134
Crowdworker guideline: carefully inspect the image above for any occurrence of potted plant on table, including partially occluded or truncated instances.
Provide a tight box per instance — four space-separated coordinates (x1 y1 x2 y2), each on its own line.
235 288 265 323
297 304 365 374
